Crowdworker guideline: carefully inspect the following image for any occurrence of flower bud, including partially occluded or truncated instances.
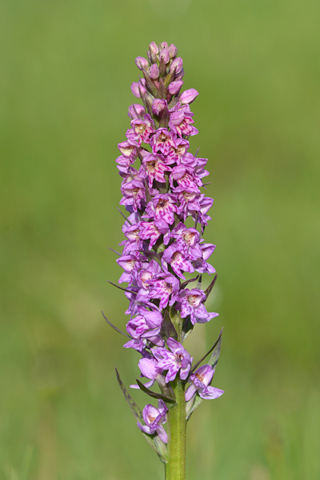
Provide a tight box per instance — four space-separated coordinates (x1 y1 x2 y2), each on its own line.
168 44 178 59
175 70 185 81
128 104 146 119
179 88 199 105
149 41 159 62
135 56 149 70
142 91 154 115
149 63 160 80
152 99 167 116
159 48 170 64
131 82 147 99
168 80 183 95
170 57 183 75
159 42 168 50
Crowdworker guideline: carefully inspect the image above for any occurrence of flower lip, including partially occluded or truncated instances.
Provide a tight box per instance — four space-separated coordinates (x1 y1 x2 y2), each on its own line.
188 294 201 307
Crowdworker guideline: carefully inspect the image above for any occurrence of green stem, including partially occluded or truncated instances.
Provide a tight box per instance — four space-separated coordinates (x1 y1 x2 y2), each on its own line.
165 379 186 480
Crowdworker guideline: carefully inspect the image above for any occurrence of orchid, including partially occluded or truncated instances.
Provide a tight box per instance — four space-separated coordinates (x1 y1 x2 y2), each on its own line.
137 400 168 443
105 41 224 480
185 365 224 401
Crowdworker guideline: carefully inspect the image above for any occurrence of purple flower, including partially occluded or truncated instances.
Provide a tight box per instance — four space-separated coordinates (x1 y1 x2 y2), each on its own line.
173 138 189 160
148 273 180 309
192 242 216 275
118 140 138 161
139 220 170 249
168 103 198 137
120 178 146 212
175 187 201 220
178 152 199 168
162 243 194 279
171 223 202 260
178 288 218 324
145 193 178 225
137 400 168 443
116 253 142 284
170 165 201 190
123 339 147 352
126 306 164 342
127 114 155 145
116 155 136 175
185 365 224 401
151 128 177 156
141 154 171 187
136 259 161 292
192 195 213 228
119 223 142 254
134 356 163 389
153 338 193 383
123 286 140 316
122 222 140 240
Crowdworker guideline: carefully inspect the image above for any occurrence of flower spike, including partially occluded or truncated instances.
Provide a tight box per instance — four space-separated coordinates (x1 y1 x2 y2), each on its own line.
106 42 224 479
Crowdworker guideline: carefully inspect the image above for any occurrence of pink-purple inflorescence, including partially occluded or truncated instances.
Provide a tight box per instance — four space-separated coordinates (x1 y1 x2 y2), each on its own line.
113 41 223 448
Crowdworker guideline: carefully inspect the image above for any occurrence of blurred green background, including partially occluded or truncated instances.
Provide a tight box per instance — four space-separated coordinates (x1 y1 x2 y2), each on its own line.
1 0 319 479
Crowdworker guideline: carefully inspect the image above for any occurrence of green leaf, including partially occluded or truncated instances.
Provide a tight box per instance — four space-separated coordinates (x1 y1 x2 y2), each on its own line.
106 281 137 295
204 273 218 301
181 317 194 342
180 275 199 289
186 394 203 421
142 70 158 97
164 68 176 87
208 328 223 370
186 329 223 421
102 312 131 339
115 369 167 463
161 309 178 340
136 379 176 404
115 368 143 422
191 328 223 373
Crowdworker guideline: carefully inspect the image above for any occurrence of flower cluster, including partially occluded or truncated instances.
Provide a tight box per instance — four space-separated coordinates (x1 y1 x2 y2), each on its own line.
113 41 223 447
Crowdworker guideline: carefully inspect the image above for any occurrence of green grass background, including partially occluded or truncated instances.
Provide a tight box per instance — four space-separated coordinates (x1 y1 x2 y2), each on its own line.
1 0 319 478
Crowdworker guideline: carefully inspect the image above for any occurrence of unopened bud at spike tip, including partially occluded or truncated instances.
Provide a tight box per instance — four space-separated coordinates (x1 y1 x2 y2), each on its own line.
159 41 168 50
179 88 199 105
131 82 147 99
135 56 149 70
152 99 167 116
168 44 178 59
159 48 170 65
168 80 183 95
128 104 146 119
149 41 159 62
149 63 160 80
170 57 183 75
